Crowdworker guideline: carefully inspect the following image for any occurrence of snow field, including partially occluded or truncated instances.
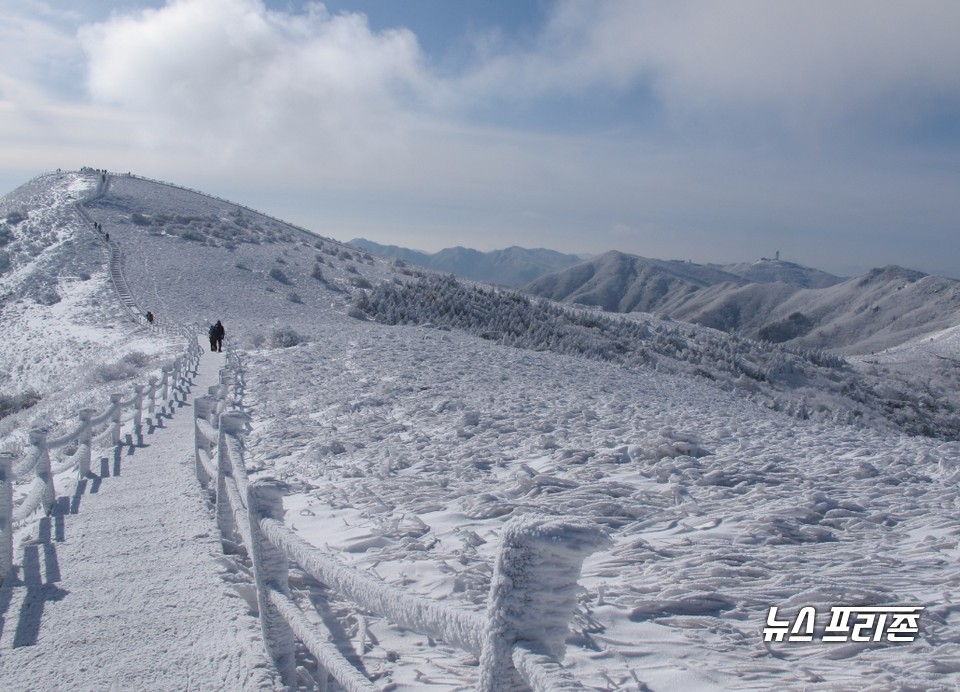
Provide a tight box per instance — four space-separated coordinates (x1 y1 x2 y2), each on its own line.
3 170 959 690
243 318 960 689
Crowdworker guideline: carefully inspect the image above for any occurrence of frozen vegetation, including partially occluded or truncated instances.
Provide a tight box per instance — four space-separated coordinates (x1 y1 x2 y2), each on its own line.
1 171 959 689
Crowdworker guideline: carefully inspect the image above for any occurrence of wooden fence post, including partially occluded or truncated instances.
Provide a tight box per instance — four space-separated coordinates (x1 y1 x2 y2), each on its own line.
0 452 14 584
29 428 55 516
109 393 123 446
247 479 297 687
171 358 183 406
187 342 199 375
194 396 215 487
216 412 248 540
132 384 145 435
160 366 171 406
478 514 611 691
219 370 235 408
76 408 95 477
147 376 158 416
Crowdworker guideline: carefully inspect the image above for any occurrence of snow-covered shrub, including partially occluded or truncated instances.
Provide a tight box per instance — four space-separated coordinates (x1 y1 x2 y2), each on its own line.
269 267 291 284
271 326 305 348
287 292 302 304
5 210 27 225
0 388 41 419
311 264 324 281
349 276 372 289
37 289 61 305
93 351 151 382
758 312 813 343
180 229 204 242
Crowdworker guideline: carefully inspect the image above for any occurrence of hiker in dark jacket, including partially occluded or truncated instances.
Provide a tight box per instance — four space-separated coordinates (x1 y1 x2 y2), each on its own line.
208 323 218 352
214 320 225 352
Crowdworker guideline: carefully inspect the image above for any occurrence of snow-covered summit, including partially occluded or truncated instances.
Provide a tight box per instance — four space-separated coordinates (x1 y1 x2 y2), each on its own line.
720 257 844 288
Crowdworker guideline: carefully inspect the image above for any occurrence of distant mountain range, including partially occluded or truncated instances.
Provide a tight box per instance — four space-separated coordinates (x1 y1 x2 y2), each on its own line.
349 240 960 355
524 251 960 355
348 239 583 287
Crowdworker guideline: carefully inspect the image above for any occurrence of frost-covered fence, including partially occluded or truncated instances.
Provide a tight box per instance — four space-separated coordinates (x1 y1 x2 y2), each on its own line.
195 357 609 691
0 338 202 586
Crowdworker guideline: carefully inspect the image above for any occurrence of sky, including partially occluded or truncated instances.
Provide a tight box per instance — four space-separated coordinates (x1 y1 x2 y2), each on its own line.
2 0 959 278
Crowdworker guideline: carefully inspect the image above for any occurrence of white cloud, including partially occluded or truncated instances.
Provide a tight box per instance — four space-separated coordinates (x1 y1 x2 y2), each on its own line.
79 0 429 165
1 0 957 276
462 0 960 135
73 0 960 175
0 4 84 99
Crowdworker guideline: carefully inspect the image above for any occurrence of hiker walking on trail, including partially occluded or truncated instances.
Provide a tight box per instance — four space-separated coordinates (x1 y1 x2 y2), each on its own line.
145 311 154 324
213 320 225 352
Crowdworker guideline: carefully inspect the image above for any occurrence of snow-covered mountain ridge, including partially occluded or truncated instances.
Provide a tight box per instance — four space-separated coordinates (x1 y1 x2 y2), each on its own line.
347 238 960 358
523 250 960 355
349 237 584 287
2 171 960 689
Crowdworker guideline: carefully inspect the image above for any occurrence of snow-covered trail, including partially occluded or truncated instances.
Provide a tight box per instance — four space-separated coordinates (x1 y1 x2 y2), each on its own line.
0 343 278 690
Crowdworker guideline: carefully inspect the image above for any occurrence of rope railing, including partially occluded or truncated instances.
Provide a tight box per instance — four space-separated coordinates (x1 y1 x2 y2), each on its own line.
195 352 610 691
0 338 203 585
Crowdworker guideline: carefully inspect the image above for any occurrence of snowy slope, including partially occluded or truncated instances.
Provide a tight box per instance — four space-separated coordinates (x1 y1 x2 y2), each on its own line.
0 172 184 444
2 171 960 690
244 316 960 690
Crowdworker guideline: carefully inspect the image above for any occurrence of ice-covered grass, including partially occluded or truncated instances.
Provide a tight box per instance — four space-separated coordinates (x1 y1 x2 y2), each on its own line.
242 317 960 689
2 171 959 689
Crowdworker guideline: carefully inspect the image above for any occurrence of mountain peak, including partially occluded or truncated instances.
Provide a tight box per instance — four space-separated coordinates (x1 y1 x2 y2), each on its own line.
857 265 927 285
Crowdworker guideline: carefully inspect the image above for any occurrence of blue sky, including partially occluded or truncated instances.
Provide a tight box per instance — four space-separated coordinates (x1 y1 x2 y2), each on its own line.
2 0 959 278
